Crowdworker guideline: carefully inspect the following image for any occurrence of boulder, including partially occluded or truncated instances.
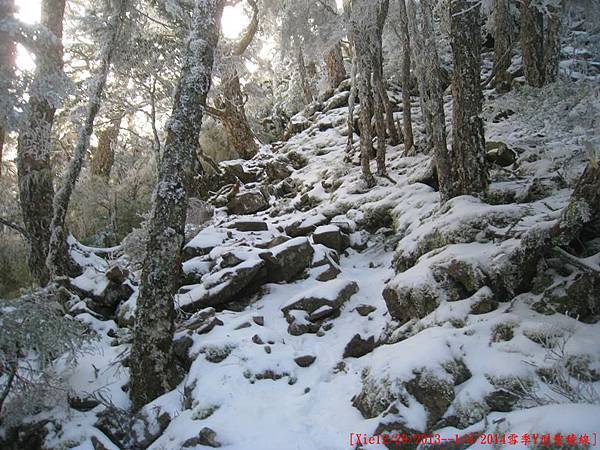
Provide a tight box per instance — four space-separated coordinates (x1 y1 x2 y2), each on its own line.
228 221 269 232
227 190 269 215
343 334 376 358
486 141 517 167
313 225 350 253
324 91 350 112
281 279 359 318
285 214 328 237
316 264 341 282
259 237 314 283
177 259 265 313
382 283 438 324
265 159 292 182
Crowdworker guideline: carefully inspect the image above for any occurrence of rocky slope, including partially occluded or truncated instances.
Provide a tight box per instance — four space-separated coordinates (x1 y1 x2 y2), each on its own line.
3 61 600 450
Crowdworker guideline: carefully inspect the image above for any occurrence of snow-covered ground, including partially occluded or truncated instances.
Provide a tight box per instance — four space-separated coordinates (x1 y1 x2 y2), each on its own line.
5 53 600 449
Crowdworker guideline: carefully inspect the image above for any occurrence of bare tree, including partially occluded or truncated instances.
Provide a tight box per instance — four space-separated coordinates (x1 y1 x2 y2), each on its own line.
46 0 130 279
521 0 545 87
407 0 452 200
544 0 563 83
205 0 259 160
16 0 66 286
0 0 16 177
448 0 488 197
296 43 314 105
324 42 347 90
130 0 225 410
397 0 414 155
492 0 512 91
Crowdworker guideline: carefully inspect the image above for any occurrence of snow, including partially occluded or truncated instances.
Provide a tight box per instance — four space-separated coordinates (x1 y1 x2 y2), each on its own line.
12 34 600 450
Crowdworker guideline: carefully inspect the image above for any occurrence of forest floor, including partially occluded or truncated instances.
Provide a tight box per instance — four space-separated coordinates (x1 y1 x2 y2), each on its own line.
12 54 600 449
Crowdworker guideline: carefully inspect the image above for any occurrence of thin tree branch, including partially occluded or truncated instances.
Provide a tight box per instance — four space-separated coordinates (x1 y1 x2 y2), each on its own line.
0 217 27 237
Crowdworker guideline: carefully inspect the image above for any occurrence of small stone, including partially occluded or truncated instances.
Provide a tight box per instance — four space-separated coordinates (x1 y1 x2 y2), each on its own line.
294 355 317 367
253 316 265 326
252 334 264 345
235 322 252 330
264 345 272 354
316 264 341 282
182 427 221 448
355 304 377 316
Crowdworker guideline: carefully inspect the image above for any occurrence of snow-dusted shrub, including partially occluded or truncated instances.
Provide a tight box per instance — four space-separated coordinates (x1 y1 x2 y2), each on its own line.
0 286 93 427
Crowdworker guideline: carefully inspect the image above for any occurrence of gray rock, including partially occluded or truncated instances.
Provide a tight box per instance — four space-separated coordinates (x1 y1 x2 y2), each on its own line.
316 264 341 282
228 221 269 232
382 283 438 324
294 355 317 367
343 334 376 358
281 279 359 317
266 159 292 182
179 260 266 313
227 190 269 215
259 237 314 283
486 141 517 167
183 427 221 448
253 316 264 326
313 225 350 253
355 304 377 316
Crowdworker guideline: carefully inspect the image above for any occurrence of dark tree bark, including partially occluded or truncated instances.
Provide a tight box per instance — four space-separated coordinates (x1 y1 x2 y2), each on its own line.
544 0 562 83
521 0 544 87
297 44 314 105
17 0 66 286
408 0 451 200
210 72 258 159
206 0 258 160
346 53 358 156
374 0 400 148
46 0 129 280
325 42 347 90
91 117 121 179
397 0 414 155
449 0 488 198
492 0 512 91
0 0 16 177
130 0 224 410
406 0 433 151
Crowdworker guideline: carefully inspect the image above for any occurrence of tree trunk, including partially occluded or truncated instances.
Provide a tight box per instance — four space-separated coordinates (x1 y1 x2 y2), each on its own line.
521 0 544 87
374 0 400 147
346 53 358 156
406 0 433 152
297 45 314 105
449 0 488 198
216 71 258 160
544 0 562 83
91 116 121 179
413 0 451 200
130 0 224 410
492 0 512 91
397 0 414 155
46 0 128 280
0 0 16 177
16 0 66 286
325 42 347 90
